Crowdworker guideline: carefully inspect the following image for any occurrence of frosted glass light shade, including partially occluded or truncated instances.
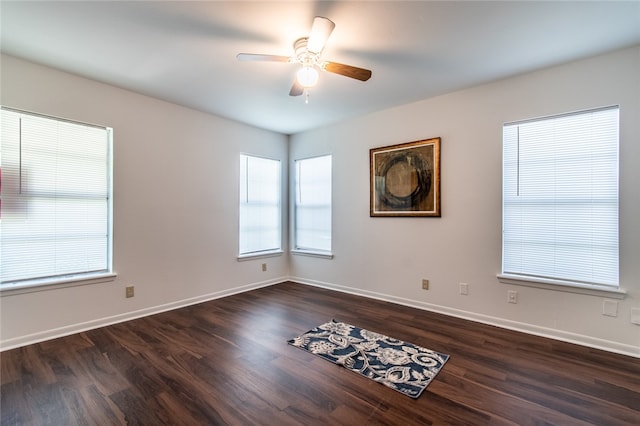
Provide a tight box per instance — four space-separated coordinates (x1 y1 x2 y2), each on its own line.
296 66 319 87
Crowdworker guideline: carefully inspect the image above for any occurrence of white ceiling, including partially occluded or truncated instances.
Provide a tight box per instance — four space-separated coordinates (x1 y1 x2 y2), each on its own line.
1 1 639 135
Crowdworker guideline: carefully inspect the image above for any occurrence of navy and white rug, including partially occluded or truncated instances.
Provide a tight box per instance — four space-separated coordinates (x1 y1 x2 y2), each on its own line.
288 319 449 398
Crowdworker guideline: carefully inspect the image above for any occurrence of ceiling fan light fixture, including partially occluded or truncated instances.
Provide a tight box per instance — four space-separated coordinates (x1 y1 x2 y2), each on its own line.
296 65 319 88
237 16 372 99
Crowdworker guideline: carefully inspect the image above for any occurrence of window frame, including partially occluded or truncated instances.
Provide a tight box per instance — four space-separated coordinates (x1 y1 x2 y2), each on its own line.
498 105 624 298
292 154 333 258
0 107 116 294
237 153 283 260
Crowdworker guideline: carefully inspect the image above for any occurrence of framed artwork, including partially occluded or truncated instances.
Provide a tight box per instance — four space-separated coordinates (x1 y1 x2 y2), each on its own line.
370 137 441 217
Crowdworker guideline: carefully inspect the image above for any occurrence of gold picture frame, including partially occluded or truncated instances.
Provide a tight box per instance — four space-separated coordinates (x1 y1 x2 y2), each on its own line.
370 137 441 217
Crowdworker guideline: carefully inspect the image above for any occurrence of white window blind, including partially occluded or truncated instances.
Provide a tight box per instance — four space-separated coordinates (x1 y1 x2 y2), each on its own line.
1 108 112 286
239 154 281 255
295 155 332 253
502 106 619 287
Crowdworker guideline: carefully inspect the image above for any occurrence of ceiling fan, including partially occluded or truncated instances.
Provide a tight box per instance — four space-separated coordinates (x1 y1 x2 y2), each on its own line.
237 16 372 101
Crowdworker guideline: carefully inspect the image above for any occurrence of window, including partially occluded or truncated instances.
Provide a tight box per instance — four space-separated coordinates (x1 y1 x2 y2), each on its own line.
294 155 332 254
239 154 281 256
1 108 113 288
501 106 619 289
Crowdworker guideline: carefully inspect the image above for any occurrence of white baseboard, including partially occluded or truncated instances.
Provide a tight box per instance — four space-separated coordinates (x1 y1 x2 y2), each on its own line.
291 277 640 359
0 277 284 351
4 276 637 358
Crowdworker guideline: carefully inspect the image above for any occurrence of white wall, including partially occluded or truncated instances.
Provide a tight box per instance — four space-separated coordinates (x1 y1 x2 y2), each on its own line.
0 54 289 349
2 47 639 357
289 46 640 357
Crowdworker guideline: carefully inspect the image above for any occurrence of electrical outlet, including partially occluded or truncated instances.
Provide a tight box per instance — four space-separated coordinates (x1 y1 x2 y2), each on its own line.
422 279 429 290
508 290 518 304
459 283 469 295
261 263 267 272
125 286 134 298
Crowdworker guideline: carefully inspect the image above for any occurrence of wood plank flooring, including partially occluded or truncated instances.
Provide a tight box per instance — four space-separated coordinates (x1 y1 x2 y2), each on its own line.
1 281 639 425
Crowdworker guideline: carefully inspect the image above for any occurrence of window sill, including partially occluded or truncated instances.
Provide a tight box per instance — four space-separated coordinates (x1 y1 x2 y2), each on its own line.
237 250 283 262
291 249 334 259
0 272 118 297
497 274 626 299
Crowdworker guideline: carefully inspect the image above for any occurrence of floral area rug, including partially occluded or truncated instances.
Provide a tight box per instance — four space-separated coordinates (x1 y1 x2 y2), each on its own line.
287 319 449 398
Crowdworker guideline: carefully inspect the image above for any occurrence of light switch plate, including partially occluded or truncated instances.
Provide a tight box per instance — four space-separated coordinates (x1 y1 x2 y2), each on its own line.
630 308 640 325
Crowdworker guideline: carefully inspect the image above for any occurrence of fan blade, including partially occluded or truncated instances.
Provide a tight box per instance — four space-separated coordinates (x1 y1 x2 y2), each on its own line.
289 80 304 96
323 61 372 81
236 53 291 62
306 16 335 54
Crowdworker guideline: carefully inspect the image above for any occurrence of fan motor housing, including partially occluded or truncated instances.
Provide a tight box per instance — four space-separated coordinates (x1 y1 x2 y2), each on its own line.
294 37 320 66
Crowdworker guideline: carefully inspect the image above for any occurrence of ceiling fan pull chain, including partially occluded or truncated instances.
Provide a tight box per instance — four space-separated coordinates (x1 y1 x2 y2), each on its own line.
305 89 310 104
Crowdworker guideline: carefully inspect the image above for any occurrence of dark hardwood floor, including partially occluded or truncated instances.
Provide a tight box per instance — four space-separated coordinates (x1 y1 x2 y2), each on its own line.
1 281 638 425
